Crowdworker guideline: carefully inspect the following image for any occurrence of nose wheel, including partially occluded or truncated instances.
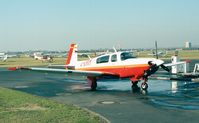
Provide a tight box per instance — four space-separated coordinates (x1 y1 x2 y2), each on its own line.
131 79 148 90
141 82 148 90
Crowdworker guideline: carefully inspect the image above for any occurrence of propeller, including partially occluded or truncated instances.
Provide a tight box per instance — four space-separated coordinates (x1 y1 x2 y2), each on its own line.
155 41 158 59
154 41 170 73
143 61 170 79
160 64 170 72
143 61 159 78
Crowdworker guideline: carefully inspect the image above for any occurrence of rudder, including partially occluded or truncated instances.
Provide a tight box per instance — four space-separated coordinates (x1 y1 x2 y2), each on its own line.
66 44 78 66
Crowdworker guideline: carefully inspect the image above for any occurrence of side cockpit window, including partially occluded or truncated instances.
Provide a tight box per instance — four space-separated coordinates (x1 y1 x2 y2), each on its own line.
96 55 110 64
121 52 135 61
111 54 117 62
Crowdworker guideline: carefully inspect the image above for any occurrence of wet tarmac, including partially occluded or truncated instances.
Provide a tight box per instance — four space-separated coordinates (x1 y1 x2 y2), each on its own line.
1 68 199 123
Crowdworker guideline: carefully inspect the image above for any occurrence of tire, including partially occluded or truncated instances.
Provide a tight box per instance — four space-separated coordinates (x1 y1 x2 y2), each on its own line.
141 82 148 90
132 81 138 85
91 81 97 91
131 84 140 93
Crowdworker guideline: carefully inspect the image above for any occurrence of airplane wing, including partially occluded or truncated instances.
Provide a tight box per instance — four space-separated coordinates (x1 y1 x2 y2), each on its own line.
164 61 186 67
8 67 119 77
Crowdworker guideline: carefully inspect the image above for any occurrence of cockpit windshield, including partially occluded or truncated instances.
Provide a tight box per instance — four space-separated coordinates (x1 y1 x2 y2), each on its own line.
120 52 135 61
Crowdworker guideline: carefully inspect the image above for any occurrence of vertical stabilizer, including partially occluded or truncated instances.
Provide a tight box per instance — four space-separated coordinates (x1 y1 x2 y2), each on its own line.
3 54 7 62
66 44 78 66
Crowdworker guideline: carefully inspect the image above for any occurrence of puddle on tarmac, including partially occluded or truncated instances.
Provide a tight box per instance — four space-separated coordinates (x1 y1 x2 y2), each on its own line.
97 79 199 110
140 81 199 110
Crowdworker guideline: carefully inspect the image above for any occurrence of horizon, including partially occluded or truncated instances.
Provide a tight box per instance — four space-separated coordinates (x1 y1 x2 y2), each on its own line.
1 44 199 53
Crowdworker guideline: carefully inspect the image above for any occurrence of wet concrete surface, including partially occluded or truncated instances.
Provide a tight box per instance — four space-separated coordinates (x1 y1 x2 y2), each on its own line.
1 68 199 123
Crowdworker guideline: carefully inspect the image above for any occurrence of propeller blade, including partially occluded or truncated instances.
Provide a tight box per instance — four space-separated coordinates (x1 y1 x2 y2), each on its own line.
160 64 170 72
155 41 158 59
144 63 159 78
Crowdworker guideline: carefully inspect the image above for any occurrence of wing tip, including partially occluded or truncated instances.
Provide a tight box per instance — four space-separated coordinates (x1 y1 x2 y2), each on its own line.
8 67 31 71
8 67 18 71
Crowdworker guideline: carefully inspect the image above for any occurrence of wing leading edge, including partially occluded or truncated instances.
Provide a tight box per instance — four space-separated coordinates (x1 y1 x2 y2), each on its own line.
9 67 119 77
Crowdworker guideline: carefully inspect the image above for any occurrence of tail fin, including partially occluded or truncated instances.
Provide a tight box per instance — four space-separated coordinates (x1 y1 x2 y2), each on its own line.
3 54 8 62
66 44 78 66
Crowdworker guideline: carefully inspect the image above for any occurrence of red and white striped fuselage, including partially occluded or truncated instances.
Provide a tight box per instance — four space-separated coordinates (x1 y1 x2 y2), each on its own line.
67 44 164 81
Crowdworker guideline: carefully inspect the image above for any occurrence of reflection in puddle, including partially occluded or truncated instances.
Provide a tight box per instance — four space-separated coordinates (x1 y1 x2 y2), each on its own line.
150 98 199 110
15 85 29 88
147 80 199 110
96 79 199 110
171 81 178 93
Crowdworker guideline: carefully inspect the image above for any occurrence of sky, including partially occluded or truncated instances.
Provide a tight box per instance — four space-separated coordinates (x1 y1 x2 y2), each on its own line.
0 0 199 51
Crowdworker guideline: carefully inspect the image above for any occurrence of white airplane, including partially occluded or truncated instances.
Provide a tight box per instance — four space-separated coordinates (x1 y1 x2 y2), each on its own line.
0 53 8 62
9 44 171 91
148 41 167 58
148 51 167 57
33 52 53 62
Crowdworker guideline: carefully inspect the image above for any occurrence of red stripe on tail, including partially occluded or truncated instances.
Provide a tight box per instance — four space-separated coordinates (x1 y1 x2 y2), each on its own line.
66 44 76 65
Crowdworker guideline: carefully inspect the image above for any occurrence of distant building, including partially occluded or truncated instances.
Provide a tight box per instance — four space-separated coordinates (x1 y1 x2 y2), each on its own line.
185 41 191 48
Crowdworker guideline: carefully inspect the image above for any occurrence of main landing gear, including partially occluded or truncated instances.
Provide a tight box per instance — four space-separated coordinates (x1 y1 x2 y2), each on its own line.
87 77 97 91
131 81 140 93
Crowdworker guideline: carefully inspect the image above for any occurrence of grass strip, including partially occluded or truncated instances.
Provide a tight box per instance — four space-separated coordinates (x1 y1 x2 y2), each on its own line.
0 87 106 123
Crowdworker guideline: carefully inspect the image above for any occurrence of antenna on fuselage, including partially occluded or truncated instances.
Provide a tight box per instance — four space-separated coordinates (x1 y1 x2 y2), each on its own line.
106 50 109 54
87 54 91 60
113 46 117 53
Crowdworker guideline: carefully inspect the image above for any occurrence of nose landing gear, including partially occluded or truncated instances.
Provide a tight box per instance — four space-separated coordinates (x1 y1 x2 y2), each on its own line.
141 82 148 90
131 78 148 94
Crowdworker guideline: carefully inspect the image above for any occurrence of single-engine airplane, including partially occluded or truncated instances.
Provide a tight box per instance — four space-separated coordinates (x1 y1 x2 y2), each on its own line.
0 53 8 62
147 41 167 58
148 51 166 57
33 52 53 62
9 44 170 91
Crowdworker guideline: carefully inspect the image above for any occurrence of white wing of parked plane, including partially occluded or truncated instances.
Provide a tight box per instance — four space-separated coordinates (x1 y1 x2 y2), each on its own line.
164 61 187 67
